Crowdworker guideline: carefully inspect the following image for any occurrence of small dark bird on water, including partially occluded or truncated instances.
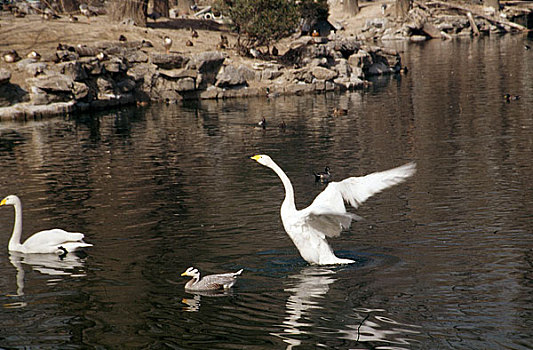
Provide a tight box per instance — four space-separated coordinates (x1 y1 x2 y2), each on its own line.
314 166 331 183
504 93 520 102
258 117 267 129
278 120 287 130
524 44 531 50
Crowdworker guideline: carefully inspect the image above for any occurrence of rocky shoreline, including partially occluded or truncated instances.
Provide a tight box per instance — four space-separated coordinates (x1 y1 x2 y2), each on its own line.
0 34 404 120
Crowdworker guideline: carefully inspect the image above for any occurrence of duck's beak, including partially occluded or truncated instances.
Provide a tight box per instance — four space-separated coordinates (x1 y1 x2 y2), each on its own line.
180 272 188 276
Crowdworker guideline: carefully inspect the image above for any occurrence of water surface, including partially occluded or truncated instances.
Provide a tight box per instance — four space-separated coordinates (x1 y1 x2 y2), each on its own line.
0 35 531 349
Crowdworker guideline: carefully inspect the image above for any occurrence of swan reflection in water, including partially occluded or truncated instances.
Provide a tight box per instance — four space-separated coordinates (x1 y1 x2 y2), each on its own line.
4 251 88 308
273 265 421 349
272 266 337 349
181 289 234 312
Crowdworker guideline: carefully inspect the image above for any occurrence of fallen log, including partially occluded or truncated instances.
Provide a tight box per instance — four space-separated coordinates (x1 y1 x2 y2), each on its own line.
424 0 529 31
466 12 481 36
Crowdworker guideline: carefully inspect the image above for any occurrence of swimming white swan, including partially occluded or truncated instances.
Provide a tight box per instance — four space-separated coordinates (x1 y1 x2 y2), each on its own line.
181 267 243 291
251 155 416 265
1 195 92 254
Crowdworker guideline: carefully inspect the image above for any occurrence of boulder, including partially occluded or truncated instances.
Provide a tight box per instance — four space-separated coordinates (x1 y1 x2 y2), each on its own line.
187 51 226 87
150 53 189 69
104 57 127 73
72 82 90 100
216 65 247 88
310 66 338 81
59 61 88 81
0 69 11 85
29 74 74 92
367 62 392 75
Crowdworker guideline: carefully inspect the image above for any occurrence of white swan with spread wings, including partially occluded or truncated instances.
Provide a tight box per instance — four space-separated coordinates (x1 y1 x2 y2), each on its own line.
251 155 416 265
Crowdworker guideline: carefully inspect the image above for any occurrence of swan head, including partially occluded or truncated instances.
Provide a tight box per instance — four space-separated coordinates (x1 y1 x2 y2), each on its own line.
250 154 274 167
181 267 200 278
0 195 20 207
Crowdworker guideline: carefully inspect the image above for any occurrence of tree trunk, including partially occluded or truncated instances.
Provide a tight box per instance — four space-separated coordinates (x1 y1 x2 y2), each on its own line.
396 0 411 19
150 0 169 17
60 0 79 13
344 0 359 16
108 0 148 26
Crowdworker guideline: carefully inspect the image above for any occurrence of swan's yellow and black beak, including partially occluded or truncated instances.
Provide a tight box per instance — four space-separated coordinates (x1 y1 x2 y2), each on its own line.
0 199 6 206
250 155 261 161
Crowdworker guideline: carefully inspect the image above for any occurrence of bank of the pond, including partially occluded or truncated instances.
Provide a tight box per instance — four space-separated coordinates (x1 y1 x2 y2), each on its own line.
0 0 529 120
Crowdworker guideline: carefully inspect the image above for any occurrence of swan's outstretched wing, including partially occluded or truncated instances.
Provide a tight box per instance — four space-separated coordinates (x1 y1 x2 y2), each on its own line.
303 162 416 237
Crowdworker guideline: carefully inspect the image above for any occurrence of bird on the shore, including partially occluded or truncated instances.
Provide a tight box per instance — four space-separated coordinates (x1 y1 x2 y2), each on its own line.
118 35 127 42
141 39 154 48
0 195 92 255
186 40 194 47
191 29 199 38
504 93 520 102
250 155 416 265
272 46 279 56
2 50 20 63
12 8 26 18
27 51 41 60
69 14 78 22
181 267 243 291
217 34 229 49
313 166 332 183
96 51 107 61
163 36 172 54
79 4 97 23
43 8 60 20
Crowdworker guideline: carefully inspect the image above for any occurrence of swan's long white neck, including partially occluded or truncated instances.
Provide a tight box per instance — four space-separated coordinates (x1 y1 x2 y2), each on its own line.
8 198 23 251
268 160 296 213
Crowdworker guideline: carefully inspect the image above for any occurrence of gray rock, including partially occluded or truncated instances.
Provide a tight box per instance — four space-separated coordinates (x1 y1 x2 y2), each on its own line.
367 62 392 75
60 61 88 81
159 68 198 79
187 52 226 88
97 76 115 96
29 74 74 92
216 65 247 88
0 82 28 107
310 66 338 81
25 62 48 76
124 49 149 64
104 57 127 73
348 50 372 68
238 65 256 82
261 68 283 81
0 69 11 85
150 53 189 69
72 82 90 100
116 79 136 93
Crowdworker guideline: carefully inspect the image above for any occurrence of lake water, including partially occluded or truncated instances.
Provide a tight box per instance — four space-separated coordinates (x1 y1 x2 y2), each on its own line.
0 35 531 349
